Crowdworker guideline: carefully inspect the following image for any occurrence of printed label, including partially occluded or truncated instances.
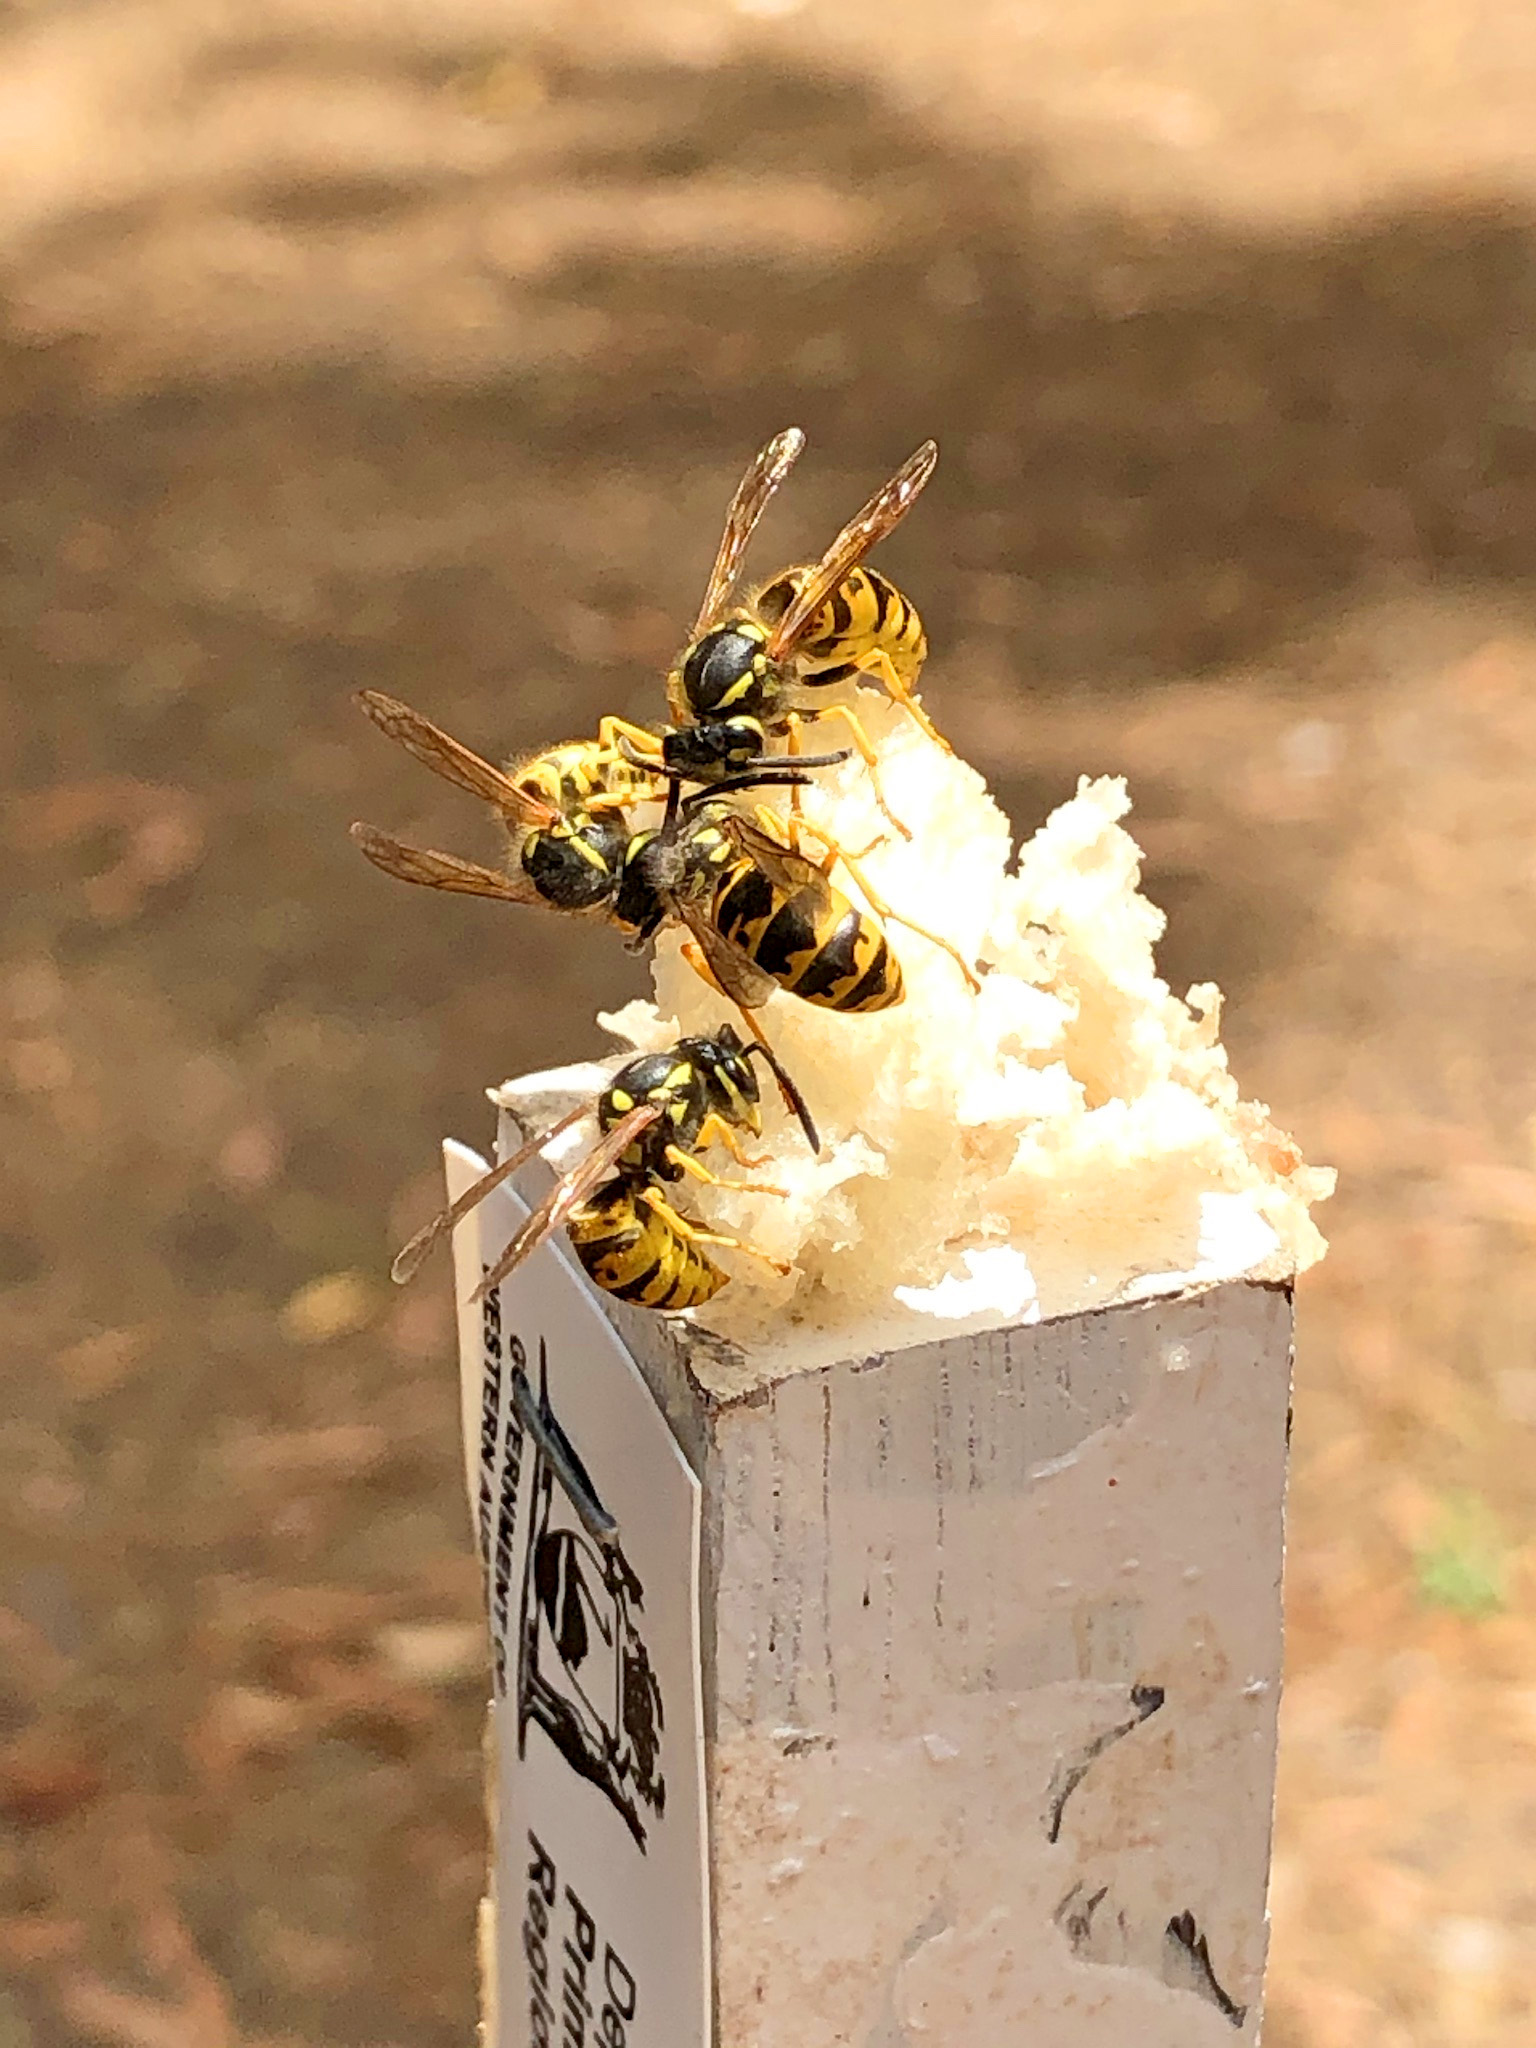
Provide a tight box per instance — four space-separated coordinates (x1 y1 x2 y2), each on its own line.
443 1140 710 2048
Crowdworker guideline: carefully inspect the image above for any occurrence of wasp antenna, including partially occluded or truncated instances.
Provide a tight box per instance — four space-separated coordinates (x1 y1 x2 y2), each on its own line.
679 767 818 810
744 1038 821 1155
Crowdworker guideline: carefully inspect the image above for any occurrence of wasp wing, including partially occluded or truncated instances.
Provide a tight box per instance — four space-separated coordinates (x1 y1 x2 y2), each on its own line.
391 1103 591 1285
691 427 806 640
717 808 842 901
356 690 558 826
674 895 779 1010
350 822 544 904
764 439 937 661
469 1104 663 1302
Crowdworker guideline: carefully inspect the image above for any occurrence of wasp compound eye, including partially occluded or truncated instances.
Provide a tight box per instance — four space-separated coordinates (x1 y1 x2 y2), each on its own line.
521 819 626 911
682 625 763 715
735 1054 762 1105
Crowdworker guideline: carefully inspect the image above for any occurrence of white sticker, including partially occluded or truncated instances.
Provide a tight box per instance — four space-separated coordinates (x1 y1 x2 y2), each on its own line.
444 1140 711 2048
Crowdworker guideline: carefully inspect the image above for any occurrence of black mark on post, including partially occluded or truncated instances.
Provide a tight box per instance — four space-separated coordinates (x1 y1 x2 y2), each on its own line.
1164 1911 1248 2028
1044 1681 1166 1843
822 1379 837 1718
514 1349 663 1851
1053 1881 1111 1954
510 1363 617 1547
778 1730 834 1757
933 1359 951 1633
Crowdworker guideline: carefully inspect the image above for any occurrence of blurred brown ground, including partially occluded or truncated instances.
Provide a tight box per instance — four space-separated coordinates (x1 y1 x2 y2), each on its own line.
1 3 1535 2044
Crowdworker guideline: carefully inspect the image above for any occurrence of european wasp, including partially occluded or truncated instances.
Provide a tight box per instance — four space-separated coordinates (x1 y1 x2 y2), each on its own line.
658 429 951 837
352 689 664 915
394 1026 808 1313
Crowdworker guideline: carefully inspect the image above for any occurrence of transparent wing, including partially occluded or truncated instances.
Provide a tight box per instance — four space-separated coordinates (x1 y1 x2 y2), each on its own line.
350 822 543 903
765 440 937 659
470 1104 663 1302
675 896 778 1010
718 809 838 903
356 690 557 825
691 427 806 638
391 1104 591 1285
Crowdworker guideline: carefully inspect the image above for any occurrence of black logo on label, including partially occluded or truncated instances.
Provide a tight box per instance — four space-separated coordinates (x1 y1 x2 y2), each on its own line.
514 1342 666 1851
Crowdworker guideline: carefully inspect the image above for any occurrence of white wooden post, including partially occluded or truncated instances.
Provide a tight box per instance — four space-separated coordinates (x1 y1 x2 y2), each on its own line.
461 1088 1295 2048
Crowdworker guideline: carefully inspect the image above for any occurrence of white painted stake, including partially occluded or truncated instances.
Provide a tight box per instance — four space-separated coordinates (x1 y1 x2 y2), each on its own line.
466 1091 1295 2048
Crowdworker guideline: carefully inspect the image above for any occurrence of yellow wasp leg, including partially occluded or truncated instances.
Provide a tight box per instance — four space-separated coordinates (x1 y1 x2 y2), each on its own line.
596 716 663 760
748 804 886 873
838 844 980 992
678 940 763 1044
785 710 806 822
794 701 913 840
581 790 650 814
768 814 980 993
695 1111 770 1169
664 1144 786 1197
641 1188 792 1276
853 646 953 756
574 718 667 813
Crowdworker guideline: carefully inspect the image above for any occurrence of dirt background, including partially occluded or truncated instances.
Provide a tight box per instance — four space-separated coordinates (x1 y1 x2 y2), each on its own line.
2 2 1536 2043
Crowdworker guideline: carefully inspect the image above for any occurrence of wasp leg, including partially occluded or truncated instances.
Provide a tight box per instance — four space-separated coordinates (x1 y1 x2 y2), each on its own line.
747 805 887 875
678 938 761 1030
768 818 980 993
640 1188 793 1276
576 718 668 812
751 802 825 874
838 845 980 992
853 646 953 756
596 716 664 761
793 702 913 840
664 1145 786 1197
694 1111 772 1169
784 711 806 823
582 789 655 814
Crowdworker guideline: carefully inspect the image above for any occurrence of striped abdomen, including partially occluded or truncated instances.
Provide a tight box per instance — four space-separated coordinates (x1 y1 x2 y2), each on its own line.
759 565 926 689
711 855 904 1013
568 1182 727 1311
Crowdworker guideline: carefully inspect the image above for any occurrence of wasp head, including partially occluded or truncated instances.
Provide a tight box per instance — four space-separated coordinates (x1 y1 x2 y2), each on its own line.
684 1025 763 1138
520 815 627 912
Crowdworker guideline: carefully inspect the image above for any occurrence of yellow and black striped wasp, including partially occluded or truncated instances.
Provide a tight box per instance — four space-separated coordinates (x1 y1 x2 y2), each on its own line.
656 429 951 838
350 690 910 1030
352 689 666 917
393 1026 808 1313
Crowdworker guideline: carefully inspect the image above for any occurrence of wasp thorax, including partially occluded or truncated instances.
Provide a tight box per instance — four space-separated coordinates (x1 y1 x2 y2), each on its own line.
520 818 626 911
680 621 770 717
